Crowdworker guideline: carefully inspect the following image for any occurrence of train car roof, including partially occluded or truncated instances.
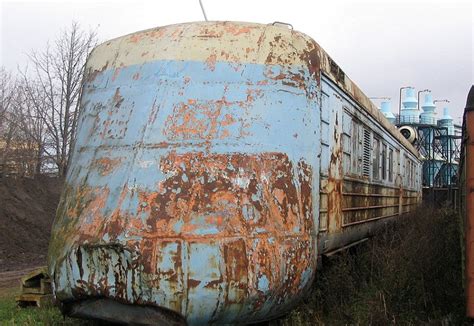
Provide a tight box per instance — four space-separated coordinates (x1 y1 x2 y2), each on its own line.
86 21 420 159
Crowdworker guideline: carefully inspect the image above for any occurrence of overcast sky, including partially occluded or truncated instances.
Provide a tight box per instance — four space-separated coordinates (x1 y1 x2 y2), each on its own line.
1 0 472 123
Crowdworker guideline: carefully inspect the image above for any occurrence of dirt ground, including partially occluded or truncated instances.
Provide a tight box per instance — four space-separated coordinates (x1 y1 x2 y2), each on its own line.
0 176 63 275
0 267 43 290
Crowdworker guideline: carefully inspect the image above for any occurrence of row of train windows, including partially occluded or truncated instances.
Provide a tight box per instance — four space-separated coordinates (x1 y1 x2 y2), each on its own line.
372 137 394 182
404 157 418 188
342 112 417 187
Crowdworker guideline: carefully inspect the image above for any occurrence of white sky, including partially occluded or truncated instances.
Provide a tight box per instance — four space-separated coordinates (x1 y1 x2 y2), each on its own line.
1 0 473 123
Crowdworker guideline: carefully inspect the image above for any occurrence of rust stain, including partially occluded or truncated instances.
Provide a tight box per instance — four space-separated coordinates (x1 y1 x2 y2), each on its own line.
188 279 201 288
53 150 314 319
148 28 167 39
85 61 109 83
223 24 252 36
128 34 142 43
92 157 122 176
223 239 248 304
302 43 321 87
111 63 125 82
163 93 262 141
327 112 343 233
113 88 124 107
205 53 217 71
170 27 186 40
64 186 111 241
123 152 313 240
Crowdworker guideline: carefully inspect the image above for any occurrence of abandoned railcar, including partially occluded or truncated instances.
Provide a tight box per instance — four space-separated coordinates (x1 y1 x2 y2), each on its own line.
48 21 422 325
460 85 474 317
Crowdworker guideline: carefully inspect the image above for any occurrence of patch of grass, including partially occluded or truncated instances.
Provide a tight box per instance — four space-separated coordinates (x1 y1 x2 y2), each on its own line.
0 286 87 325
283 205 465 325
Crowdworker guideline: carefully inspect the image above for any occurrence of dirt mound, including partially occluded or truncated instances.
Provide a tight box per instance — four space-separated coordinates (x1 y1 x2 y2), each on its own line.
0 176 63 272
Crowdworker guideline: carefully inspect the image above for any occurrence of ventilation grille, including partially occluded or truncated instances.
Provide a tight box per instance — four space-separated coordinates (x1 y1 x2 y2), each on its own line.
363 128 371 177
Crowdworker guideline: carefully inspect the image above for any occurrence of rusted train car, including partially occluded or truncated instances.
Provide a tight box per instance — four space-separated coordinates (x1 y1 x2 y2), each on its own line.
460 85 474 317
48 21 422 325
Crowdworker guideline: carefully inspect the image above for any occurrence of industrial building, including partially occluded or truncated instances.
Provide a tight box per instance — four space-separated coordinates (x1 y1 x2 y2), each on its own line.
379 87 461 203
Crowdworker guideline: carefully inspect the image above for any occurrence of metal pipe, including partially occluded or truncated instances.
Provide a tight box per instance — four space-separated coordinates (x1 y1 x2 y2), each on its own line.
417 89 431 110
464 85 474 318
434 99 450 104
369 97 391 100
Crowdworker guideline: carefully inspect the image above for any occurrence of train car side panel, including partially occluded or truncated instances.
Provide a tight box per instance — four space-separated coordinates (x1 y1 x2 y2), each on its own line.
318 75 422 254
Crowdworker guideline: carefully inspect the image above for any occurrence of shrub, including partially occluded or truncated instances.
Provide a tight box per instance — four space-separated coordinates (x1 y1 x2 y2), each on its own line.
283 205 464 325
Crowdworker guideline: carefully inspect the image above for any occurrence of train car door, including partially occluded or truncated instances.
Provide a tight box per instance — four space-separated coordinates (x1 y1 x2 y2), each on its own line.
327 92 344 233
318 84 344 238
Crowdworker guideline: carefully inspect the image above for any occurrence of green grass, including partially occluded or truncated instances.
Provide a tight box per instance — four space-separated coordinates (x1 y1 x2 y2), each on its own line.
0 287 88 325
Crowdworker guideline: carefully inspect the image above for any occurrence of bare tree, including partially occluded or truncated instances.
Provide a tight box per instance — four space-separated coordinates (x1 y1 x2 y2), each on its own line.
23 22 97 176
0 68 15 125
15 79 48 176
0 69 45 177
0 69 23 176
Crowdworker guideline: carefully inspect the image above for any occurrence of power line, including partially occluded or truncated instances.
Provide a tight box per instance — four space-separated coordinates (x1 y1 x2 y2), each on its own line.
199 0 208 22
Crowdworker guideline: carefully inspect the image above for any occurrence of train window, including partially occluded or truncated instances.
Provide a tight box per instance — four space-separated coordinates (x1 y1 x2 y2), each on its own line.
396 149 400 177
408 160 411 187
408 158 412 187
321 92 330 124
320 91 330 174
388 148 394 182
406 158 414 188
401 155 410 187
342 110 352 175
362 128 371 177
352 120 361 176
381 144 387 180
372 137 380 180
415 163 418 187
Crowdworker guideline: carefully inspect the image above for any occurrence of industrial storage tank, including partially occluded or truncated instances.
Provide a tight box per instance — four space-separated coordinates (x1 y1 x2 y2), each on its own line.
48 21 422 325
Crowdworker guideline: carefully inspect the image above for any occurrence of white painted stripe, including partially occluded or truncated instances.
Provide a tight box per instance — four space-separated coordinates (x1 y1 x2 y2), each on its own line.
87 21 312 70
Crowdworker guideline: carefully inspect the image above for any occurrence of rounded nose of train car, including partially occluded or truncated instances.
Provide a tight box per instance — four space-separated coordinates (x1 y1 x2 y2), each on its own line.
48 22 320 324
50 153 316 324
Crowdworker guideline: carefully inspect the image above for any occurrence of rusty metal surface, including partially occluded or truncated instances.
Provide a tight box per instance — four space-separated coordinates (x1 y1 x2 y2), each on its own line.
48 21 422 324
463 86 474 317
317 75 421 254
49 22 319 324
